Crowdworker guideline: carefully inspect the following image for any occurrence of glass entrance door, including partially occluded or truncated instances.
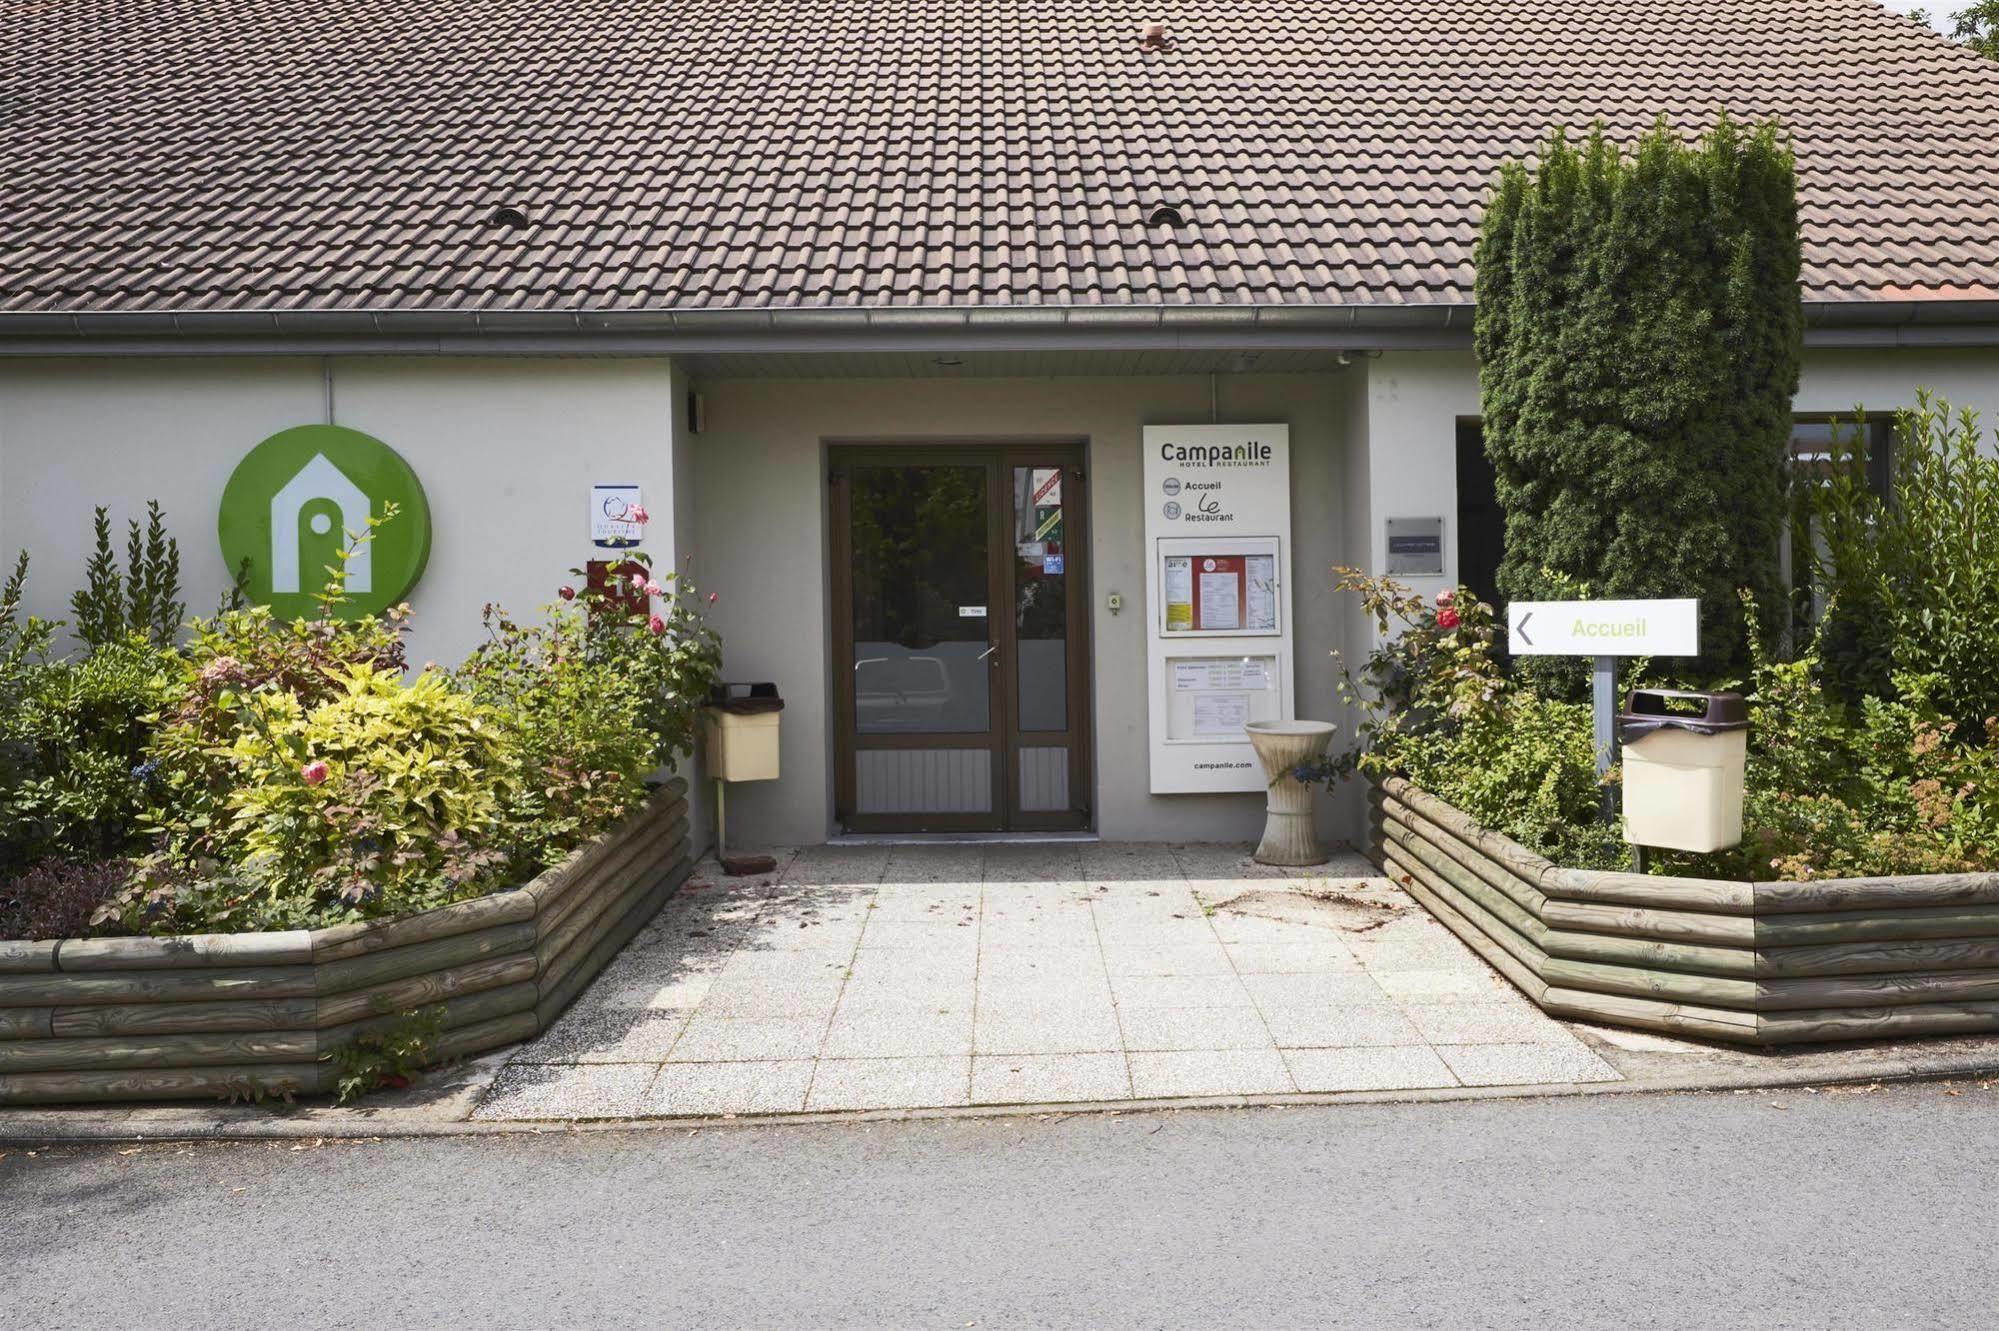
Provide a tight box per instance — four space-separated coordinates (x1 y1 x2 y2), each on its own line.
832 447 1090 833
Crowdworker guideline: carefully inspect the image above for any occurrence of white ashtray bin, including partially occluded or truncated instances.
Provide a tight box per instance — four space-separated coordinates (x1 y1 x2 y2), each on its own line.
1245 720 1337 866
1619 689 1748 853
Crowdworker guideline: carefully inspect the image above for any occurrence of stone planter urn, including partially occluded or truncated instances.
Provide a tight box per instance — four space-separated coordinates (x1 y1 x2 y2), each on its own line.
1245 720 1338 866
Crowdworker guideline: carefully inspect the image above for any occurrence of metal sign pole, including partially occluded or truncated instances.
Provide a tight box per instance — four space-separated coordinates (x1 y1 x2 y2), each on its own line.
1593 653 1617 822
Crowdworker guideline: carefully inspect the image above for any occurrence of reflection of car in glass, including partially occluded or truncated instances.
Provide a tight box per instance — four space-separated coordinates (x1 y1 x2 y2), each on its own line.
855 652 953 729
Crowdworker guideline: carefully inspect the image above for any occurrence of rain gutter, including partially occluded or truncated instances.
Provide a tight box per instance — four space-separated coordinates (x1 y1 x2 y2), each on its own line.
0 300 1993 356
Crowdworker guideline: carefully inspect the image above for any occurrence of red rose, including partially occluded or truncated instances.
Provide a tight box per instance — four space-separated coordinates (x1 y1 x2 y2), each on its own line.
1436 607 1461 630
557 585 576 601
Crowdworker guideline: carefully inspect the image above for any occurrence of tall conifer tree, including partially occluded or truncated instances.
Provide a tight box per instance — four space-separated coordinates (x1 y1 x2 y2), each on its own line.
1473 115 1802 677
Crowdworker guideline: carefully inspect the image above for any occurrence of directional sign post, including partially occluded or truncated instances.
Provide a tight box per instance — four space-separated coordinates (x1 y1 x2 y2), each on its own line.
1506 599 1701 805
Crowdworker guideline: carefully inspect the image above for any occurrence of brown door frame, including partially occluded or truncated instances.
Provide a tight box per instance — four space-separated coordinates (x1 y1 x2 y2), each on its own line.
829 442 1093 835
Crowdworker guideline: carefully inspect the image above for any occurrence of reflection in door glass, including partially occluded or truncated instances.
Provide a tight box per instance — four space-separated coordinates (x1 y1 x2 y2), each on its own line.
1013 466 1067 733
850 465 991 734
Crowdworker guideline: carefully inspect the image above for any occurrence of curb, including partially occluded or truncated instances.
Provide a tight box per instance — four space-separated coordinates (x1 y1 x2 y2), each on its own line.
5 1045 1996 1145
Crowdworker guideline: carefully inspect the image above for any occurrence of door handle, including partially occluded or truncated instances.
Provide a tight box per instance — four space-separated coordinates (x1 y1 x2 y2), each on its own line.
979 645 998 663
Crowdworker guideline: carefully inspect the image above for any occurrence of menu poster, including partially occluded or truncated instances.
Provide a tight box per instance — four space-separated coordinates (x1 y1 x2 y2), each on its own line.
1162 549 1278 632
1163 556 1193 630
1245 555 1277 632
1191 692 1250 736
1172 658 1273 693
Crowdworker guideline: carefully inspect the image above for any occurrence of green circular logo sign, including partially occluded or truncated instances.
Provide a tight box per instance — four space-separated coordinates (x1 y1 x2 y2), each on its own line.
218 425 432 620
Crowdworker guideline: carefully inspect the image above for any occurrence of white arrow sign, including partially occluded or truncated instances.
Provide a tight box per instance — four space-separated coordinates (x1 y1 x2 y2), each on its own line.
1507 599 1700 658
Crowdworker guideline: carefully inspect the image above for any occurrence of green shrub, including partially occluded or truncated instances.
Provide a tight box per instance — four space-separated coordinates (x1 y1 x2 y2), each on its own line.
1803 392 1999 730
455 603 658 869
0 638 180 871
566 554 723 765
71 501 186 651
119 664 512 932
1474 114 1802 681
1327 571 1625 870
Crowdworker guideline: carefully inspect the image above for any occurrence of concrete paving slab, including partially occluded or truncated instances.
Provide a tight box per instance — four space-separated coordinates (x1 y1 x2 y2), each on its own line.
1222 941 1361 974
472 1062 656 1121
1400 1002 1575 1046
975 1002 1123 1055
1117 1006 1278 1052
806 1057 973 1111
1370 967 1508 1002
667 1014 831 1063
1239 971 1394 1009
1437 1042 1623 1087
1099 942 1238 977
1128 1048 1295 1097
697 972 849 1019
821 1003 975 1059
644 1060 815 1115
1110 973 1257 1009
858 917 981 950
1283 1045 1459 1092
1259 1003 1429 1050
971 1053 1132 1104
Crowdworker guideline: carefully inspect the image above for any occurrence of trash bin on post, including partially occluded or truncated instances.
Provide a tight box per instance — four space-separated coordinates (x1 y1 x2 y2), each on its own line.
1618 689 1749 853
702 683 783 874
702 682 783 782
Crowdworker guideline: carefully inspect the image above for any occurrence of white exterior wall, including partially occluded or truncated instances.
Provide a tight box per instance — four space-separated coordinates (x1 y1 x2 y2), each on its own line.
4 341 1989 853
691 371 1368 848
0 357 690 667
1363 343 1999 598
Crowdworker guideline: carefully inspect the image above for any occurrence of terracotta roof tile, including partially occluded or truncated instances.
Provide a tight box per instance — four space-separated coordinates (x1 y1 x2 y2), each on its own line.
3 0 1998 315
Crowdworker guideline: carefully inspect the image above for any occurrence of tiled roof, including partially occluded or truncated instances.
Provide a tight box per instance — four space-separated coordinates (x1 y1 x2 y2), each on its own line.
4 0 1998 315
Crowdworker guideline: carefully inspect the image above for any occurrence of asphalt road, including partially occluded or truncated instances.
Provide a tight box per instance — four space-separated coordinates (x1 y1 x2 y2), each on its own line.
4 1083 1995 1330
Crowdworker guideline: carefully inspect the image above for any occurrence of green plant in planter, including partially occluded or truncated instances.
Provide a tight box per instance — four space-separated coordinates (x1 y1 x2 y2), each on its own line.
327 1006 445 1103
116 665 513 932
455 602 659 870
70 501 186 651
1804 392 1999 730
566 552 724 765
1 638 181 869
1324 571 1627 870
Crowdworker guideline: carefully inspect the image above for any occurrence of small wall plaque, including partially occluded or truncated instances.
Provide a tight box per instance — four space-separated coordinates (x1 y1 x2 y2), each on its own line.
1385 516 1446 576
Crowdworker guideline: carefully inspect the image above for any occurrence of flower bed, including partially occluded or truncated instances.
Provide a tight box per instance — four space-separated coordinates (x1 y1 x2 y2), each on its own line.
1372 775 1999 1046
0 779 690 1104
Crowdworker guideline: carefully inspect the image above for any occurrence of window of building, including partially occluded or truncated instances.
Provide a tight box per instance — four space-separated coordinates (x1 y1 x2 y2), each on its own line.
1790 415 1893 499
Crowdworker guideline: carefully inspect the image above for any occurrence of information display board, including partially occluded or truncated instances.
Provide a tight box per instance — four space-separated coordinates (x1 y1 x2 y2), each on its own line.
1144 426 1295 793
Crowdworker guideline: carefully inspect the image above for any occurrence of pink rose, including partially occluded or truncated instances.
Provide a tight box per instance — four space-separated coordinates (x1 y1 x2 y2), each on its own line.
644 580 665 597
557 585 576 601
1436 607 1461 630
708 592 718 604
301 760 330 786
630 504 650 525
630 571 648 590
1436 590 1456 607
647 614 667 635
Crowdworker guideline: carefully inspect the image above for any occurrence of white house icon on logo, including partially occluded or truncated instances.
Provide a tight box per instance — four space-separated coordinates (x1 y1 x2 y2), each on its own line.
271 453 372 594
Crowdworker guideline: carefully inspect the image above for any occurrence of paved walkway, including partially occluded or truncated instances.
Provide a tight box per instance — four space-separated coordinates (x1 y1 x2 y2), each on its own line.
474 842 1619 1120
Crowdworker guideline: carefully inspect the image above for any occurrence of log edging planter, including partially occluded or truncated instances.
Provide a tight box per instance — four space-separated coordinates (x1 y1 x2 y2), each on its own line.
0 778 693 1104
1369 774 1999 1046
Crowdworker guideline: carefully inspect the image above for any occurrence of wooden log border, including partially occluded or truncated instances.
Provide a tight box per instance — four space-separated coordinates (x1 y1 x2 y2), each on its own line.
0 779 693 1105
1369 774 1999 1046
